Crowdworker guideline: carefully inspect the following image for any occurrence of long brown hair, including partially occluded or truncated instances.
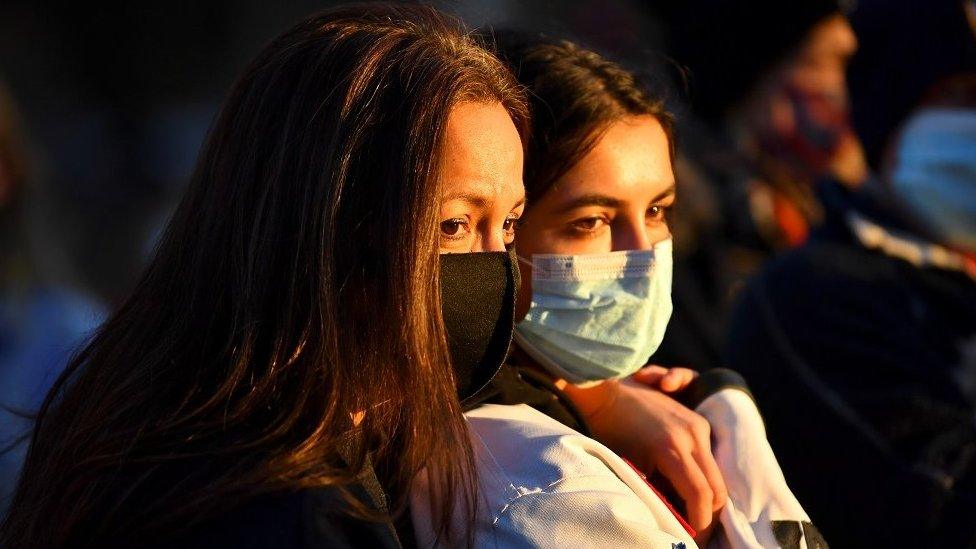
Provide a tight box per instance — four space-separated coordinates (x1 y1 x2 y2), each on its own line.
490 32 673 202
1 4 527 547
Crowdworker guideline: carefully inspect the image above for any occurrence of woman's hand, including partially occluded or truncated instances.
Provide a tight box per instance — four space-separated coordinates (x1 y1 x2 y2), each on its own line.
559 369 727 535
631 365 698 393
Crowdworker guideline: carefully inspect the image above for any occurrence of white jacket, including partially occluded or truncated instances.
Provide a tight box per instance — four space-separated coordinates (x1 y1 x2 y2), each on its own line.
412 402 697 548
412 387 823 548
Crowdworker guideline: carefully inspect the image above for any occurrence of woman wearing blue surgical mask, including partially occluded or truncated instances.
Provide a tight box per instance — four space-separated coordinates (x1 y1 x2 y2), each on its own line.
496 34 726 535
414 33 713 547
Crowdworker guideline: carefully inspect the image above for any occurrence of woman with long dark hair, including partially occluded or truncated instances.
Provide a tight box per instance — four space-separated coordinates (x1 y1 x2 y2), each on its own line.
1 4 528 547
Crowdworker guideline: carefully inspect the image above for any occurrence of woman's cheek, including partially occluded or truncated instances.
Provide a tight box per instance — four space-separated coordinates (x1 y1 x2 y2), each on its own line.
648 224 671 245
558 232 613 255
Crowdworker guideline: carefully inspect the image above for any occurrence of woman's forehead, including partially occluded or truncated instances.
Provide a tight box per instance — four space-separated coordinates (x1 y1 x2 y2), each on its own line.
544 116 674 208
440 101 525 206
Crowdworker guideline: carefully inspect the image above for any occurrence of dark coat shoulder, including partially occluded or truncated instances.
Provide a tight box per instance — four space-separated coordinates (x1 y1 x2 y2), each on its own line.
154 485 402 549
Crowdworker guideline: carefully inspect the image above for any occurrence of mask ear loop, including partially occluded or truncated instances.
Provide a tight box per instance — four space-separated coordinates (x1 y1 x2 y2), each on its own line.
507 246 522 297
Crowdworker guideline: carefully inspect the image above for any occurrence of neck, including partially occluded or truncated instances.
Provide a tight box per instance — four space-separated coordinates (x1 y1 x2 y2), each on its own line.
510 340 617 417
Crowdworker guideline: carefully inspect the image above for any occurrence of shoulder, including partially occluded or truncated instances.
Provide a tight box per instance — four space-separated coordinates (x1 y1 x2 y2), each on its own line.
465 403 614 486
456 404 696 547
732 235 915 342
762 236 901 297
157 486 400 549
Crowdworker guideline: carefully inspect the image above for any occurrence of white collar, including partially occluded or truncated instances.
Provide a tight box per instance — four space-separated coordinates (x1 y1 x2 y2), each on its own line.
847 210 976 281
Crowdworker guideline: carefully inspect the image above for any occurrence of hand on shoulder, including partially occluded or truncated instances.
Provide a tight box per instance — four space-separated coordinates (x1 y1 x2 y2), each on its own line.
559 366 727 536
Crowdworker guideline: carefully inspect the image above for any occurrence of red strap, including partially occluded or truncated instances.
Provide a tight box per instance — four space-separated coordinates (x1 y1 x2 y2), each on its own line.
621 458 697 538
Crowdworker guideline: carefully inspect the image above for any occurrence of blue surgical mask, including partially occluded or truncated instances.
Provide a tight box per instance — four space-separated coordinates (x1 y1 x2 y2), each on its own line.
890 108 976 253
514 239 673 385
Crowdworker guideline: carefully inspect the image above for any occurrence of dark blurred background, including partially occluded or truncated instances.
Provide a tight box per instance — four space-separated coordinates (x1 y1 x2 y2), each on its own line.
0 0 969 306
2 0 976 544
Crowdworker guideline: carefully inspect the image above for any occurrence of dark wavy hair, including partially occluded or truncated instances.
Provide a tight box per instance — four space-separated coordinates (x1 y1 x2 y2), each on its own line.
489 32 673 202
1 4 527 547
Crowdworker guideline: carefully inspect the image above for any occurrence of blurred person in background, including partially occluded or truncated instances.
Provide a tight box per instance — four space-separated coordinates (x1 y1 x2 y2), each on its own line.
727 71 976 546
647 0 867 370
0 82 105 518
664 0 863 250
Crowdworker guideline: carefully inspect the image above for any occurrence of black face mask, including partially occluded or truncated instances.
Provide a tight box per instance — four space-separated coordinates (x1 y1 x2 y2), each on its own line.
439 248 520 404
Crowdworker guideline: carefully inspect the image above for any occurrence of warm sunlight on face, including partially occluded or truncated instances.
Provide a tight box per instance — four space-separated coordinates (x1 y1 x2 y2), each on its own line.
517 115 674 254
438 101 525 254
513 114 674 317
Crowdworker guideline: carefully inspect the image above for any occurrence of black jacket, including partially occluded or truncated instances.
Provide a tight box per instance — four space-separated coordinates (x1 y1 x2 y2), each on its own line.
158 483 402 549
146 453 406 549
727 180 976 547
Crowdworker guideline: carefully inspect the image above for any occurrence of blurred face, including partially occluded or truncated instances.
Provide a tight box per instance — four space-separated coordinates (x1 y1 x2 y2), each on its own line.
745 14 865 187
514 115 674 317
438 101 525 253
786 14 858 104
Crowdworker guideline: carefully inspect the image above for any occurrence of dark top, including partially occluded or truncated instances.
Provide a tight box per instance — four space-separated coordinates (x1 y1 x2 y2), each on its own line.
727 180 976 547
156 483 401 549
465 354 591 435
146 453 406 549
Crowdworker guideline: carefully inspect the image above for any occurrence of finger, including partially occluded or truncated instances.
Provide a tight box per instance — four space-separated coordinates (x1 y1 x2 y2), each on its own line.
659 368 697 393
630 365 668 387
677 367 699 381
693 517 717 548
656 448 714 532
689 419 728 512
696 452 728 513
658 370 681 392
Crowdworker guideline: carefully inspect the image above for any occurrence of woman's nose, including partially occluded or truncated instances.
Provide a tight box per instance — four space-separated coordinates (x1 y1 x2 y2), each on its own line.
612 217 653 252
474 229 509 253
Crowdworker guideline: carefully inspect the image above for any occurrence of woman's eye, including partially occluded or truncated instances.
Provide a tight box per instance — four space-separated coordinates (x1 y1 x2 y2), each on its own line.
502 216 520 233
571 216 604 232
647 205 671 221
440 218 468 238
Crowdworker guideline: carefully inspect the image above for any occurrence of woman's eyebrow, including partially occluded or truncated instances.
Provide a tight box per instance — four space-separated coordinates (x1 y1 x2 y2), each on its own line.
652 184 676 203
440 190 527 211
553 183 676 214
514 195 527 210
441 190 489 208
553 193 622 213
